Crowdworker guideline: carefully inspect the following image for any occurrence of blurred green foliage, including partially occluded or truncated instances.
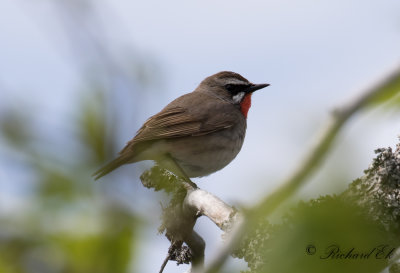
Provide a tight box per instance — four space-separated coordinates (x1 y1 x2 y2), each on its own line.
0 87 139 273
234 195 397 273
365 68 400 110
234 143 400 273
78 90 115 164
0 2 164 272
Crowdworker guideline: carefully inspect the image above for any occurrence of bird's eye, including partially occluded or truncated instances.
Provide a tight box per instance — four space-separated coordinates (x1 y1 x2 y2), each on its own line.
225 84 248 95
225 84 234 92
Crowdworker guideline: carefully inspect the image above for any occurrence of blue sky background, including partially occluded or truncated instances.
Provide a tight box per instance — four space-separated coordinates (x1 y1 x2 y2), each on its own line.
1 0 400 272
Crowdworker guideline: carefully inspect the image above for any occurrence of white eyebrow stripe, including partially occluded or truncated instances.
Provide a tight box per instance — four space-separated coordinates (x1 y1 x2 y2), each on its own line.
226 78 248 85
232 92 245 104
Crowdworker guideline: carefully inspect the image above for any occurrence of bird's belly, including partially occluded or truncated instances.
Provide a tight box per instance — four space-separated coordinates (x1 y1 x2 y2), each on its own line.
167 130 245 177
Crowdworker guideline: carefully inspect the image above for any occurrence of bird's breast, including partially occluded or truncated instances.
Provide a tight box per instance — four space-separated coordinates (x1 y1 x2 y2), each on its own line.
167 120 247 177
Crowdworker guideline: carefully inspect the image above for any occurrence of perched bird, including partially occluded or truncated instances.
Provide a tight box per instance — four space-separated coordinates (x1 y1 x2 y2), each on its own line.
93 71 269 182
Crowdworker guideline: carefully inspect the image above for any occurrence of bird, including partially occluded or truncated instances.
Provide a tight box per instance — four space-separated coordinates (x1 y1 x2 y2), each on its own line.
93 71 269 182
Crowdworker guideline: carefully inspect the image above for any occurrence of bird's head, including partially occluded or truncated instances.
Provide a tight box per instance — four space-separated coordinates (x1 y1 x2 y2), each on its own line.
197 71 269 118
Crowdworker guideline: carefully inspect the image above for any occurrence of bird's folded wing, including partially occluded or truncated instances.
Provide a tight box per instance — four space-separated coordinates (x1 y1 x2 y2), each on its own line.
128 106 234 144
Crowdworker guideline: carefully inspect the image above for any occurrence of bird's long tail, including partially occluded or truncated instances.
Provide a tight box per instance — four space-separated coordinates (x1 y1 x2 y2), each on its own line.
92 156 130 180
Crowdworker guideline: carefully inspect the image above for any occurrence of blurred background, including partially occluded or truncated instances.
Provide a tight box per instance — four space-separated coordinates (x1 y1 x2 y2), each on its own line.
0 0 399 272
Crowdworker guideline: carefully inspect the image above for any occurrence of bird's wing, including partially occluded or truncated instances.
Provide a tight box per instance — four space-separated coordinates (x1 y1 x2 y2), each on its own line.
118 91 240 156
130 106 234 144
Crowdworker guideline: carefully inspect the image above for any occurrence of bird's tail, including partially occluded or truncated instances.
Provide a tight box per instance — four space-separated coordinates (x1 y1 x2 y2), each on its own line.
92 156 130 180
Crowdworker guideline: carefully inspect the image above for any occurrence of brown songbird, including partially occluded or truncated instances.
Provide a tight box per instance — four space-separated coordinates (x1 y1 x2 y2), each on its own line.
93 71 269 181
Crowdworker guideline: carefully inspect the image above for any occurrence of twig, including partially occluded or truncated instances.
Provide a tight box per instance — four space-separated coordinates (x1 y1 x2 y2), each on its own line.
159 253 170 273
198 65 400 273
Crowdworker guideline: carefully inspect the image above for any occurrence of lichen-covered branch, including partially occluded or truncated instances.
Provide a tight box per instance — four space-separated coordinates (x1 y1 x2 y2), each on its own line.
344 144 400 231
140 166 239 272
184 188 238 231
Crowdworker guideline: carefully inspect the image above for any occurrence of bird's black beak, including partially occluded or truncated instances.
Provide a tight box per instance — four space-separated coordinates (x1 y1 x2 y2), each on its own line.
246 83 270 93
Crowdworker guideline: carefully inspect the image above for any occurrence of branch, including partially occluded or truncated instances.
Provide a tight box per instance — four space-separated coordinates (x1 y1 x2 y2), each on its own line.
184 188 238 231
199 65 400 273
140 166 239 272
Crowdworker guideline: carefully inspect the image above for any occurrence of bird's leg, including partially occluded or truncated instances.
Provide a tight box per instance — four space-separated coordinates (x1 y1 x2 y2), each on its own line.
161 155 198 190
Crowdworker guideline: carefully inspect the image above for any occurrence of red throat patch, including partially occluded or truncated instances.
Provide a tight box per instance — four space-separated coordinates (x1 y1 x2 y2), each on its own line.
240 94 252 118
